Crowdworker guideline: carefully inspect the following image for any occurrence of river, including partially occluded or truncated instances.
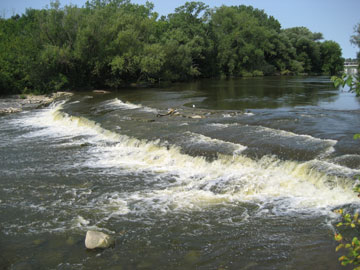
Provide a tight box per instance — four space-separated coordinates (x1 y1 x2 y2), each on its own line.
1 76 360 269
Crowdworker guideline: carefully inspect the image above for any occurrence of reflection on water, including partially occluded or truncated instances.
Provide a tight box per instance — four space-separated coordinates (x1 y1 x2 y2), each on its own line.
178 76 347 109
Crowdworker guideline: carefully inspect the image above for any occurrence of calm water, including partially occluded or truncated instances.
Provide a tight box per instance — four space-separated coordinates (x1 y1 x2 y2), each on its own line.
1 76 360 269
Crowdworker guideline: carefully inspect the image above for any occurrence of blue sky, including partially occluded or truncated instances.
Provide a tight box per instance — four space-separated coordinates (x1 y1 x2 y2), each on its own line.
1 0 359 58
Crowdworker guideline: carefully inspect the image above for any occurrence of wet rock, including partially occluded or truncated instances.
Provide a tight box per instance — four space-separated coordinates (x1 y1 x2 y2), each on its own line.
93 90 111 94
0 107 22 115
85 230 114 249
190 115 204 119
52 91 73 99
157 108 176 117
0 92 73 115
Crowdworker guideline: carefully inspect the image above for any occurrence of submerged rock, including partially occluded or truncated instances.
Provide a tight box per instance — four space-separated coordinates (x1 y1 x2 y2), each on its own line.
85 230 114 249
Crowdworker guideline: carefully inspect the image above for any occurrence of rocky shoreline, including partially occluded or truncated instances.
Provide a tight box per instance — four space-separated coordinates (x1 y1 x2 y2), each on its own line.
0 92 73 115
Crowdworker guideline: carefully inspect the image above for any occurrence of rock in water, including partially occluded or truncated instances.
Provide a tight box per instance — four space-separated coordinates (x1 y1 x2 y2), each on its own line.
190 115 203 119
85 231 114 249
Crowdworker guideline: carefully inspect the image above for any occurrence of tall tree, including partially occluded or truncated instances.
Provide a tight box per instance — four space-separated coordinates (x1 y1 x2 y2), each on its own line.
320 40 344 75
161 1 213 80
283 27 323 74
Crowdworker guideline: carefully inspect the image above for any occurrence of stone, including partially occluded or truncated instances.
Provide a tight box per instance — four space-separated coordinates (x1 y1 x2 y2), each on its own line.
190 115 203 119
93 90 110 94
156 108 177 117
85 230 114 249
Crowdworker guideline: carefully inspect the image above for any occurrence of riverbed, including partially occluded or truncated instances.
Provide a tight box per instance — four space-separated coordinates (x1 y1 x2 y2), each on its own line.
1 76 359 269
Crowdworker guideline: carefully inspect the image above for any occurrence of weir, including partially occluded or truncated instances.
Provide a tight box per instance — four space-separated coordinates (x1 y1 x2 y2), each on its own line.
24 100 360 212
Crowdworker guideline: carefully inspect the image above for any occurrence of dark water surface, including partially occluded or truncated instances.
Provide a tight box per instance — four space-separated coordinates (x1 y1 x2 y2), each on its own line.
1 77 360 269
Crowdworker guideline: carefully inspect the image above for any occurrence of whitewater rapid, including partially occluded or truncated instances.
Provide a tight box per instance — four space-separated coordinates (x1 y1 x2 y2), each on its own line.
9 100 359 225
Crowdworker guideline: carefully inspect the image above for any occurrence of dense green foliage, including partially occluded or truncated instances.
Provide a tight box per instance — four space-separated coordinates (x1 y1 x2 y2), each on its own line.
0 0 345 95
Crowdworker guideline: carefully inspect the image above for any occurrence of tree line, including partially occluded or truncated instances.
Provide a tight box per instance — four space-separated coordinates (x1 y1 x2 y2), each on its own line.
0 0 345 95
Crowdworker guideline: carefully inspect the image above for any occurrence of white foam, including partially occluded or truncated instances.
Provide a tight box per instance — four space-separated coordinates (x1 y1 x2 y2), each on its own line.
208 123 236 128
98 98 158 113
12 104 359 218
85 137 358 216
186 132 247 154
208 123 337 158
256 125 338 145
13 102 121 143
75 215 90 226
107 98 142 110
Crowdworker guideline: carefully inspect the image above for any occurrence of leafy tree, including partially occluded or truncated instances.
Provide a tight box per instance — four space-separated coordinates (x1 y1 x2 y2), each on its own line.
320 40 344 75
283 27 323 74
161 2 213 80
210 5 280 76
0 10 39 95
0 1 348 94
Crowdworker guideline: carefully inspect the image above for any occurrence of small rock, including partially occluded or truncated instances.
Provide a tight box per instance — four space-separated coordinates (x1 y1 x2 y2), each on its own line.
168 108 175 114
156 108 177 117
93 90 111 94
190 115 203 119
85 230 114 249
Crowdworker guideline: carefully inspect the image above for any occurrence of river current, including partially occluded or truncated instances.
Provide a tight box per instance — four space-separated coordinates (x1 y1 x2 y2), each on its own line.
1 76 360 269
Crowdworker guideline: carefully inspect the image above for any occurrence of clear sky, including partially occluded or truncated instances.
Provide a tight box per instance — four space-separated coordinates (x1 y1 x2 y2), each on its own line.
1 0 359 58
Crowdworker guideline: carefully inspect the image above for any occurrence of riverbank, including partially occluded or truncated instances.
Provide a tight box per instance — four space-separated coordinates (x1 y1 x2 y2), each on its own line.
0 92 73 115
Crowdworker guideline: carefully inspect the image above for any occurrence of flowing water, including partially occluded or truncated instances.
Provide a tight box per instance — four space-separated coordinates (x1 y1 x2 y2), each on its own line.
1 76 360 269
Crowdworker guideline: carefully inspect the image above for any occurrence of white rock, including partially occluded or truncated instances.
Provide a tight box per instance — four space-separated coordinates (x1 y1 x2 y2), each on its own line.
85 230 114 249
93 90 110 94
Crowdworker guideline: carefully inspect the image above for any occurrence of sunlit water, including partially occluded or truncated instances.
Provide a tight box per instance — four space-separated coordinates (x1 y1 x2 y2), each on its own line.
1 77 360 269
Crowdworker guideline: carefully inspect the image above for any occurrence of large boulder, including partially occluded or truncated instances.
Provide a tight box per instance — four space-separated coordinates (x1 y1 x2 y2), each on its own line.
85 230 114 249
